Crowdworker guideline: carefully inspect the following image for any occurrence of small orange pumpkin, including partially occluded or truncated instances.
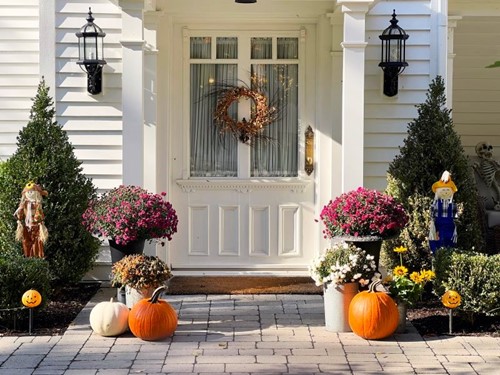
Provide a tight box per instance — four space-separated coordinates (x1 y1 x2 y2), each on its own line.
128 286 178 341
22 289 42 308
348 281 398 339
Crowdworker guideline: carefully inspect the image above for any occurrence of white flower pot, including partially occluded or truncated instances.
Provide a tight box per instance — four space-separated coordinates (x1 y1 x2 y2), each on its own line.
125 285 154 309
323 282 359 332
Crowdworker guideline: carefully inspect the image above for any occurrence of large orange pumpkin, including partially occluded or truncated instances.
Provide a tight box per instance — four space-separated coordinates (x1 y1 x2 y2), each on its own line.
128 286 178 341
348 281 398 339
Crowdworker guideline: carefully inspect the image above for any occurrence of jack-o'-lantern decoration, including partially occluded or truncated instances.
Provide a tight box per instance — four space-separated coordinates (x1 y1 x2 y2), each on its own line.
442 290 461 309
22 289 42 308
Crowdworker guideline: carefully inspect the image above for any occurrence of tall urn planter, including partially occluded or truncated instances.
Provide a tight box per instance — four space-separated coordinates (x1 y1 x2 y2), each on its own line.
323 282 359 332
343 238 383 270
109 239 146 264
109 239 146 304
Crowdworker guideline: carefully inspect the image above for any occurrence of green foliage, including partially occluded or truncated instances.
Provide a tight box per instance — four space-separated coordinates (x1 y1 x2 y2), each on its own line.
0 79 100 284
384 76 484 271
0 252 52 308
434 248 500 317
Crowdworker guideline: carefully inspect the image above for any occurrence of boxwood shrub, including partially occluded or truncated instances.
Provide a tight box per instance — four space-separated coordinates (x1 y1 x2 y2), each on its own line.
0 252 52 309
434 248 500 317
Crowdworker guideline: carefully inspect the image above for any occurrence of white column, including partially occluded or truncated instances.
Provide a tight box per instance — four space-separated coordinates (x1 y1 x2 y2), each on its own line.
119 0 146 186
447 16 462 109
337 0 374 192
39 0 56 95
143 10 162 192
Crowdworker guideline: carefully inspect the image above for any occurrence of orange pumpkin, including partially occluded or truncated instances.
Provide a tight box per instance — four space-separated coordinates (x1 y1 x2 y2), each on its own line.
22 289 42 308
348 281 398 339
128 286 178 341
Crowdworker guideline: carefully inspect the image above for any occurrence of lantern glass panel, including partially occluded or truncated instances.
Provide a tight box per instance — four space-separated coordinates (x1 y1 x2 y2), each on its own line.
97 37 104 60
78 38 85 61
85 36 97 60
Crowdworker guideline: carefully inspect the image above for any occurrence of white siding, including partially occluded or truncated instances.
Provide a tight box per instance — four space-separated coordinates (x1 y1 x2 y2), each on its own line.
56 0 123 190
0 0 39 160
452 15 500 157
364 1 435 190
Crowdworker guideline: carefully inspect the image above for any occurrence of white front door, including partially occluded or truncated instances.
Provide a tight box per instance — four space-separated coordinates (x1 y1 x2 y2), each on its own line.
168 26 318 273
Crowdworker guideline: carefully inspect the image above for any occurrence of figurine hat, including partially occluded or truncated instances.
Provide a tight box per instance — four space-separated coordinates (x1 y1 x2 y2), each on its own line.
432 171 457 193
22 181 48 196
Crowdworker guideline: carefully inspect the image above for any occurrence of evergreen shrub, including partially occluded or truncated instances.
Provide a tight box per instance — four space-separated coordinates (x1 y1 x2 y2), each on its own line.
385 76 483 271
0 252 51 308
434 248 500 318
0 79 100 284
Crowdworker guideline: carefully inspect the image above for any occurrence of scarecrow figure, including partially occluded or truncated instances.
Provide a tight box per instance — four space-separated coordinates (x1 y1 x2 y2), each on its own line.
429 171 458 254
14 181 48 258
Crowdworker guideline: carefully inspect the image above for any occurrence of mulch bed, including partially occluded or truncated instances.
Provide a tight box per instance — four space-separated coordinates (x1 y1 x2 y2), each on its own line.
0 282 101 337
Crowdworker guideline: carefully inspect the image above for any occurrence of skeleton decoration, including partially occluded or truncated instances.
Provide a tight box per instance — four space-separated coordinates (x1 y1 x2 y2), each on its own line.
473 141 500 210
14 181 49 258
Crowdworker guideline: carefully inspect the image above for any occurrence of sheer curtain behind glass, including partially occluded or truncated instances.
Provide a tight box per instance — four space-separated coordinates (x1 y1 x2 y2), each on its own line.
251 37 298 177
190 37 238 177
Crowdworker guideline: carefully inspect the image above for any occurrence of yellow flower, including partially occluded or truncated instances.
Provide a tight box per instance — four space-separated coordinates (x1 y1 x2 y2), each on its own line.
410 271 423 284
393 265 408 277
383 275 393 283
420 269 435 282
393 246 407 253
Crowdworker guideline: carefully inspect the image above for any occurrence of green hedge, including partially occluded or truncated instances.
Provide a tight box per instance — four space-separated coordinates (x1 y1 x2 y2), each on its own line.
0 253 52 309
434 248 500 317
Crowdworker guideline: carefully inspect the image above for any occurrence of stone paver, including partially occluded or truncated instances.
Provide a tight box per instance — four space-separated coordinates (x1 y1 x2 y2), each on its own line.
0 287 498 374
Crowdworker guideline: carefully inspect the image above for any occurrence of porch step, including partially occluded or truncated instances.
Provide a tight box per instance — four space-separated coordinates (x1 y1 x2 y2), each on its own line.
82 246 112 283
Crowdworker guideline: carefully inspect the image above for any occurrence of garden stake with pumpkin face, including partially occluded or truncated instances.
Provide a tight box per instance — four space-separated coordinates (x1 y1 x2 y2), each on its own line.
14 181 48 258
22 289 42 308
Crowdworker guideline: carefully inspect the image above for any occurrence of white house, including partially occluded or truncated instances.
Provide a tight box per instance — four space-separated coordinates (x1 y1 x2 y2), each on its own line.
0 0 499 276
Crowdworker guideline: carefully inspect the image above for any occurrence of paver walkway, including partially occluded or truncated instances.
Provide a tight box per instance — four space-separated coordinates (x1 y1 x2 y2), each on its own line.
0 287 499 374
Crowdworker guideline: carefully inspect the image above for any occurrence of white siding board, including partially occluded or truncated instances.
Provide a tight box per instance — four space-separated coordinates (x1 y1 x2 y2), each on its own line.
0 53 39 64
57 89 122 103
364 1 432 189
58 104 121 117
452 15 500 156
74 147 122 161
58 118 122 131
55 0 123 190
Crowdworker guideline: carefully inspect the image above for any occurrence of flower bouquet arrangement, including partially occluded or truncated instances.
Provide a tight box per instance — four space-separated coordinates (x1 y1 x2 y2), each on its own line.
82 185 178 245
320 187 408 240
309 242 378 287
384 246 435 306
111 254 172 290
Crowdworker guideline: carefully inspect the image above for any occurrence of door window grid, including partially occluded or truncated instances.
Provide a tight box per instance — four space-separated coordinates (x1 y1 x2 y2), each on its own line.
189 35 299 178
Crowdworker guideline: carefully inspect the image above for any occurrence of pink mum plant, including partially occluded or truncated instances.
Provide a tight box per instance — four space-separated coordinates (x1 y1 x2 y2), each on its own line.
320 187 408 240
82 185 178 245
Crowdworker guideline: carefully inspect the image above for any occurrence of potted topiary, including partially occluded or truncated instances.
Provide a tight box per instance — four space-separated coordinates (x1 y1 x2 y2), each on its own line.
82 185 178 263
319 187 408 267
110 254 172 308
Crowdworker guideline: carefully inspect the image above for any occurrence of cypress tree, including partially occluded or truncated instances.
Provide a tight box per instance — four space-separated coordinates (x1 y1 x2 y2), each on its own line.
385 76 484 270
0 79 100 283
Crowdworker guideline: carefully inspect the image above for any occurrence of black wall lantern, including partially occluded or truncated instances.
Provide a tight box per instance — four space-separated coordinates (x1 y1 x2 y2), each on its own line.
378 10 409 97
76 8 106 95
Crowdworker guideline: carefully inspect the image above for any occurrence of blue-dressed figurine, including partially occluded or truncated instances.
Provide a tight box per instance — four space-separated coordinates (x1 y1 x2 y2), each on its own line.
429 171 458 254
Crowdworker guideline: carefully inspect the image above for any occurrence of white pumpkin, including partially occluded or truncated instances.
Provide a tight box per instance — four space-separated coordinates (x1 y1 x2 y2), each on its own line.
89 297 129 336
